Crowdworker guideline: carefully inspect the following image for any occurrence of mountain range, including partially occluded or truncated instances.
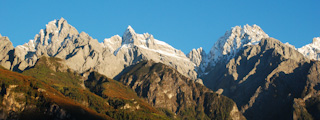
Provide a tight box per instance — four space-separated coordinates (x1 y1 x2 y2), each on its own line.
0 18 319 120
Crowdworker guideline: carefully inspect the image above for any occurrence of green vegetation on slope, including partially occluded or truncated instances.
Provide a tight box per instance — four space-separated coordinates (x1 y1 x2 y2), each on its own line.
22 57 110 113
0 65 111 120
22 57 170 120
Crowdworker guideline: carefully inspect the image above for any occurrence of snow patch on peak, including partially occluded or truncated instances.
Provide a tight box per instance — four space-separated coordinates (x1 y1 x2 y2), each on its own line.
298 37 320 60
104 35 121 44
103 35 122 51
116 29 186 60
119 26 176 53
137 45 189 61
154 39 174 49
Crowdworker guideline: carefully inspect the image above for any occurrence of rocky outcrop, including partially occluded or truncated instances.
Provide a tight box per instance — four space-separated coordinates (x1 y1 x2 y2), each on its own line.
187 47 207 73
293 98 314 120
292 61 320 120
0 85 26 119
293 85 320 120
202 38 320 120
118 60 245 120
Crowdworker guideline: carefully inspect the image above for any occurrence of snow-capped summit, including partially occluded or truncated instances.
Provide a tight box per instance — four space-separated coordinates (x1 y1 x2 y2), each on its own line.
207 24 269 67
298 37 320 60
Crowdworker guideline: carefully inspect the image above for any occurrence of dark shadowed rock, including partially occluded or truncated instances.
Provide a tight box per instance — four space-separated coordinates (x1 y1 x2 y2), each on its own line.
203 38 320 120
118 60 245 120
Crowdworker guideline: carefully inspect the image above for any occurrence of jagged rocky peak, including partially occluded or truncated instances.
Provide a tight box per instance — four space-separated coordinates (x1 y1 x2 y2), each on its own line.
0 35 14 69
0 34 11 45
112 25 197 79
298 37 320 60
120 25 155 46
37 17 79 46
208 24 269 66
187 47 206 67
116 25 185 57
16 17 79 53
312 37 320 44
0 35 14 55
12 18 100 72
122 25 137 44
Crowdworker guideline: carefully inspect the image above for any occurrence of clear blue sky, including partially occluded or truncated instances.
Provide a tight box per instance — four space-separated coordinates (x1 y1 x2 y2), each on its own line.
0 0 319 54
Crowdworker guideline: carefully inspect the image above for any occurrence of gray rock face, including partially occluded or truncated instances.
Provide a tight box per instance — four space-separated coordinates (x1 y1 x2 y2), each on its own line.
187 47 207 73
119 60 245 120
7 18 197 79
0 35 14 69
202 38 320 120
